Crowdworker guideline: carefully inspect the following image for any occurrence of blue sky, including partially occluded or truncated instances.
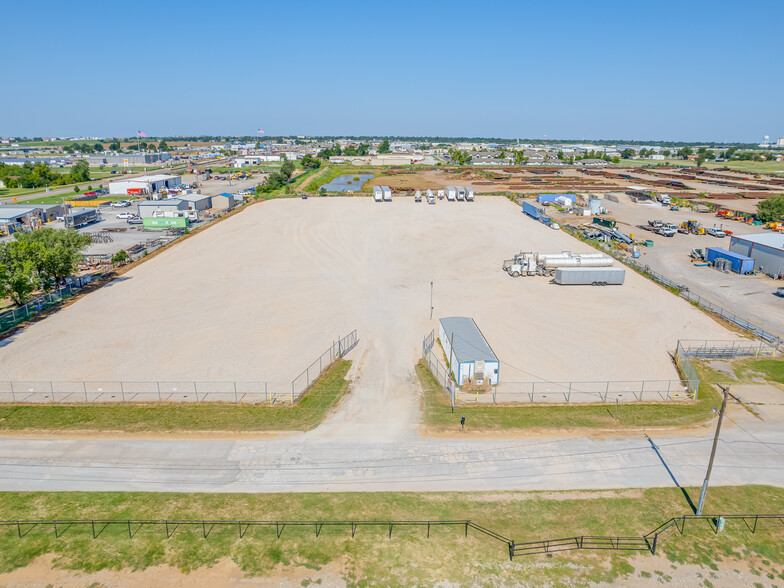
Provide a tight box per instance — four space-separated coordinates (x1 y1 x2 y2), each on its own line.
3 0 782 141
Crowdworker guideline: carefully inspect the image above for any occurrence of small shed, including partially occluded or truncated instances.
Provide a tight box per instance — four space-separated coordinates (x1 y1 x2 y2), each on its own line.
212 193 235 211
138 198 189 219
438 317 500 385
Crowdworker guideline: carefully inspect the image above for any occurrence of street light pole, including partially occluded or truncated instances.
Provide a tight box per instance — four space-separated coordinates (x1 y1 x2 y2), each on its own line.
430 281 433 320
696 384 729 515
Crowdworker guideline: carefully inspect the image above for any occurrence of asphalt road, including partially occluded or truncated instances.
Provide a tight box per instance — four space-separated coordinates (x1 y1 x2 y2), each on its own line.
1 386 782 493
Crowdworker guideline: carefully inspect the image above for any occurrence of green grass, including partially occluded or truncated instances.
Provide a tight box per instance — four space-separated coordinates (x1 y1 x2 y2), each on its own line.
0 360 352 433
734 358 784 384
417 361 722 431
302 165 380 193
0 486 781 584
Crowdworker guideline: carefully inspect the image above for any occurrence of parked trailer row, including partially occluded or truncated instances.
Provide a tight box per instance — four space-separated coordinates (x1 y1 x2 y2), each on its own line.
444 186 474 202
373 186 392 202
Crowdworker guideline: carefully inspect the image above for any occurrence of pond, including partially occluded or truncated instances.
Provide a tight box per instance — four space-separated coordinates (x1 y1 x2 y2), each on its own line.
320 174 373 192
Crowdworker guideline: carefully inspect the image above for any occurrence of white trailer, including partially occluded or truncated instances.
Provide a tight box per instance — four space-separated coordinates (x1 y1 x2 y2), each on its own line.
456 186 465 201
415 189 422 202
554 267 626 285
373 186 383 202
465 186 475 201
437 189 445 200
381 186 392 202
446 186 456 201
502 251 614 277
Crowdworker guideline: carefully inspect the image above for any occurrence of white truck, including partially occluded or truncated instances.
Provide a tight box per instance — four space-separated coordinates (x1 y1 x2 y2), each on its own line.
437 189 445 200
373 186 383 202
465 186 475 201
415 189 422 202
456 186 465 201
446 186 456 201
502 251 614 277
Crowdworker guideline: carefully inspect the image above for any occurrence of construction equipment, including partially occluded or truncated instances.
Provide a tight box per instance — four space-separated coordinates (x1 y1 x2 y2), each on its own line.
503 251 613 277
690 248 705 261
681 220 705 235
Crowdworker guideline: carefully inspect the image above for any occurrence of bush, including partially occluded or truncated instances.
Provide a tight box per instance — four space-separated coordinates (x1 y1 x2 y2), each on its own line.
73 186 80 193
111 250 129 265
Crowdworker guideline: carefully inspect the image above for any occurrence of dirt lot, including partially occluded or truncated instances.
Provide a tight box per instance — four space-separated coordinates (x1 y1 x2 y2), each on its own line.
0 197 736 392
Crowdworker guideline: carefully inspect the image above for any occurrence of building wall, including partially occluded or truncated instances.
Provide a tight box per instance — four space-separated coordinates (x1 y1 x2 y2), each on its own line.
730 238 784 277
109 180 149 194
138 202 188 219
211 195 234 211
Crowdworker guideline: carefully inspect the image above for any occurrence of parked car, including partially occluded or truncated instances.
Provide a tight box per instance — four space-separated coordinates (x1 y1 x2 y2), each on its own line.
115 212 135 219
706 228 726 238
659 227 676 237
777 287 784 298
127 217 143 225
111 200 131 208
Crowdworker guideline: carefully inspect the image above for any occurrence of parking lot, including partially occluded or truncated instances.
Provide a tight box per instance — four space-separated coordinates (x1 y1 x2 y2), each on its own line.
583 197 784 340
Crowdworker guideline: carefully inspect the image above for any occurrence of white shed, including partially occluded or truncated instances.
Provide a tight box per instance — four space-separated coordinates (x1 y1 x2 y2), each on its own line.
438 317 500 385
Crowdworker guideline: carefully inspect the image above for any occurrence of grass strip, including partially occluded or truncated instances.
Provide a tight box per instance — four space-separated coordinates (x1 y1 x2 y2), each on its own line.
0 360 351 433
417 360 722 431
0 486 781 584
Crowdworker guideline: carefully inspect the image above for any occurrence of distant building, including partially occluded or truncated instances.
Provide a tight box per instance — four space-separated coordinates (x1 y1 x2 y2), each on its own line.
86 153 171 166
729 233 784 278
109 174 182 195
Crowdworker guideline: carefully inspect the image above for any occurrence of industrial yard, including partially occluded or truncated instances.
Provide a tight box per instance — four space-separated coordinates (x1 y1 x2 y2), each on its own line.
0 197 736 394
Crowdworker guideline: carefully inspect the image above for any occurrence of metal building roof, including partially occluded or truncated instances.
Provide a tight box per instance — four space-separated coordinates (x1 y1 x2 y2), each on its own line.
731 233 784 252
439 317 498 363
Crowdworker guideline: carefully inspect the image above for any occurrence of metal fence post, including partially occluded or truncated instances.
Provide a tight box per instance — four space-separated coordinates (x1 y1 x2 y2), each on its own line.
120 382 125 404
234 382 238 404
10 381 15 403
567 382 572 404
157 382 162 402
50 382 55 405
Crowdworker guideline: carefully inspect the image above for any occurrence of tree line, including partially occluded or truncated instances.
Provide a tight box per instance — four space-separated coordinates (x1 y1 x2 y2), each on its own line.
317 143 371 159
0 228 91 306
0 160 90 189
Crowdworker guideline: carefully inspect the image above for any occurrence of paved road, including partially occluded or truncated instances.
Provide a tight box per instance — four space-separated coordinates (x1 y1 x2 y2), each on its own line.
1 385 782 493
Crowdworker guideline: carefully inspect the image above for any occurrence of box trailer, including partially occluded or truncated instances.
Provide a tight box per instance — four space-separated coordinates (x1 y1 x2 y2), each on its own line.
437 189 445 200
456 186 465 201
465 187 475 201
446 186 456 201
705 247 755 274
373 186 383 202
554 266 625 285
522 201 545 220
381 186 392 201
64 208 101 228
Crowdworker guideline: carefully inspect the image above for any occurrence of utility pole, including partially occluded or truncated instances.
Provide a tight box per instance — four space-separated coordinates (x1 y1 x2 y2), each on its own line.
430 281 433 320
696 384 729 515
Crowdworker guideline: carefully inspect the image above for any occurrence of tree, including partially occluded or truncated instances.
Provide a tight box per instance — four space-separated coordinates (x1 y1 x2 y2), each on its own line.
0 242 37 305
757 194 784 222
695 153 707 167
677 146 693 159
513 151 528 165
93 142 104 152
621 149 634 159
300 154 321 170
377 140 391 154
158 140 169 151
111 250 129 265
280 159 295 178
662 149 672 157
556 151 564 160
69 160 90 183
109 141 121 151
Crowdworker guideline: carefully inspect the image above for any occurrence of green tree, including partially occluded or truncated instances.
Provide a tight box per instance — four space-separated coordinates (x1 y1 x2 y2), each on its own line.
621 148 634 159
377 140 391 154
695 153 707 167
677 146 693 159
280 159 295 178
111 250 129 265
69 160 90 183
93 142 104 152
109 141 121 151
757 194 784 222
662 149 672 157
158 140 169 151
300 154 321 170
513 151 528 165
0 242 38 305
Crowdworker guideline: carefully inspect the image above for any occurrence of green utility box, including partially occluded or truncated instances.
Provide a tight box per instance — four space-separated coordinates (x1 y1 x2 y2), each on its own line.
643 240 654 247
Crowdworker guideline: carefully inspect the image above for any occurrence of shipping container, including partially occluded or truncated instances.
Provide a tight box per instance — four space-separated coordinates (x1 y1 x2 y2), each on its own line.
593 216 616 229
465 187 475 201
554 266 626 285
522 201 545 219
373 186 383 202
456 186 465 201
143 217 188 229
446 186 457 201
705 247 755 274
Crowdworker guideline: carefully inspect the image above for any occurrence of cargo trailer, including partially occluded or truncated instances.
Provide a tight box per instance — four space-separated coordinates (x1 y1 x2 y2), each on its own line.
465 187 475 201
446 186 456 201
437 189 445 200
554 267 626 286
522 201 545 220
456 186 465 201
373 186 383 202
381 186 392 202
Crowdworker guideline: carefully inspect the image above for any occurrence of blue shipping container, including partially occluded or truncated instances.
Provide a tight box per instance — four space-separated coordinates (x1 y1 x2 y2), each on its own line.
522 201 545 219
705 247 755 274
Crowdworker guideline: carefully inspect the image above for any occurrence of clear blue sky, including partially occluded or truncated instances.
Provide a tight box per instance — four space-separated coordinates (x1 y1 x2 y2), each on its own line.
3 0 782 142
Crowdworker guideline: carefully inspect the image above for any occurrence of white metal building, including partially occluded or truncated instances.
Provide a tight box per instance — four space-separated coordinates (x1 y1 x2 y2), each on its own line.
730 233 784 278
234 157 262 167
137 198 189 218
176 193 212 211
438 317 500 385
109 174 182 195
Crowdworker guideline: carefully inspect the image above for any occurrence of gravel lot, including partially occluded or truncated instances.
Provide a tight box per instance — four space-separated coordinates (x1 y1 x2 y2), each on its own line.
1 197 736 397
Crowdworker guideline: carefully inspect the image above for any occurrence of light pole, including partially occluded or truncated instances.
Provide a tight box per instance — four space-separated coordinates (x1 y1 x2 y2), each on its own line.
696 384 729 515
430 281 433 320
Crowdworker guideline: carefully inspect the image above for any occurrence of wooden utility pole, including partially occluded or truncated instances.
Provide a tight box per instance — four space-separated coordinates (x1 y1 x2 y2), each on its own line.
696 384 729 515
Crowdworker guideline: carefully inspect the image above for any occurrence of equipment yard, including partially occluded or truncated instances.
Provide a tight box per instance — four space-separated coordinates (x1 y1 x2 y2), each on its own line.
1 197 735 404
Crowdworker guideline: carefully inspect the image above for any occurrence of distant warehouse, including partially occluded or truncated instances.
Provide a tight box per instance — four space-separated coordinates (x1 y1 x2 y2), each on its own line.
109 174 181 195
438 317 500 385
729 233 784 278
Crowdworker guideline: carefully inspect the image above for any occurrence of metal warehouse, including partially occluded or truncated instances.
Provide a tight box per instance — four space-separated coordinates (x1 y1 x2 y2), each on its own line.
109 174 182 195
729 233 784 278
137 198 189 218
438 317 500 385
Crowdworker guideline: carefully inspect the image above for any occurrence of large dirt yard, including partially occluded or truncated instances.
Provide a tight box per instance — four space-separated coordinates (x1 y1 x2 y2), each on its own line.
0 197 735 390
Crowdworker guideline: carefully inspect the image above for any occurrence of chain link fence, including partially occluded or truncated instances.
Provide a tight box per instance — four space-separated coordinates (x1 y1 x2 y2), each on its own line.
290 330 358 401
676 339 777 360
0 283 84 333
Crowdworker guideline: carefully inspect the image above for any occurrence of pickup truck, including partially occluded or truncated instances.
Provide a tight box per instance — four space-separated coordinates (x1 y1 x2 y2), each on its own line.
706 228 727 238
659 227 676 237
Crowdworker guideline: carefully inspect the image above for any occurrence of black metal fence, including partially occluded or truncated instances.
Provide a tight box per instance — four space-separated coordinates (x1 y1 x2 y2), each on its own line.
3 513 781 561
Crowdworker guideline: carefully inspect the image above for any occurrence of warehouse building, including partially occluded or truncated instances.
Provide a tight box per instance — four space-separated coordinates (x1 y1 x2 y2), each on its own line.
137 198 189 219
729 233 784 278
109 174 182 195
234 156 262 167
212 193 236 211
438 317 500 385
86 153 171 166
177 192 212 211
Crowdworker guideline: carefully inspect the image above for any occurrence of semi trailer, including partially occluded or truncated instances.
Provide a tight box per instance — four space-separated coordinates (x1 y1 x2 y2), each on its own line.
553 267 626 285
502 251 614 277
